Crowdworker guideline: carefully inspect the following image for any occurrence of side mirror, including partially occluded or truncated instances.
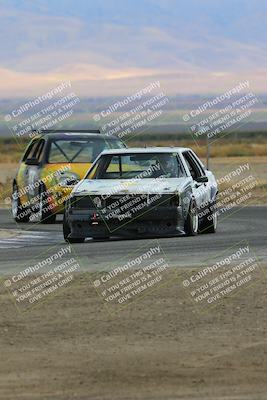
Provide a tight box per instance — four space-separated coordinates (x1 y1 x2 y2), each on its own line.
66 178 80 186
58 177 80 187
25 158 40 166
195 176 208 183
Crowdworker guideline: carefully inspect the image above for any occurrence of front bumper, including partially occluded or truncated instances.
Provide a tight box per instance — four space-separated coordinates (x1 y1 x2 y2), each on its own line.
68 206 185 238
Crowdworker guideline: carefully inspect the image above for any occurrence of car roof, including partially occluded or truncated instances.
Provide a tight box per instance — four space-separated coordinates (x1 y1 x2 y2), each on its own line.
100 147 191 155
31 132 120 141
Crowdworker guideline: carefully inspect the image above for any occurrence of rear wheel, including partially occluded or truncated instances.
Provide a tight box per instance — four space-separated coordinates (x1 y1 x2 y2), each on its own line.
12 183 30 223
39 184 56 224
184 201 198 236
63 212 85 243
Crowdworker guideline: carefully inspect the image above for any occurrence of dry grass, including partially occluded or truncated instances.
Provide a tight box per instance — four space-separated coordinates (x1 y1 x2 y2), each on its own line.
130 139 267 157
0 140 26 163
1 138 267 163
0 138 267 205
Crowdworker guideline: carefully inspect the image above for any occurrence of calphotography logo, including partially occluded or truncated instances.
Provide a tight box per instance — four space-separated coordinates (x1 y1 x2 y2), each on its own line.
88 240 173 313
1 1 267 399
183 81 262 146
94 81 170 141
1 244 80 313
4 81 80 144
180 241 265 313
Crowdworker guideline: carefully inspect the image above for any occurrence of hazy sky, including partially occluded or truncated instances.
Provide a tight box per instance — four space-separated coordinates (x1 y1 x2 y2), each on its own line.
1 0 266 97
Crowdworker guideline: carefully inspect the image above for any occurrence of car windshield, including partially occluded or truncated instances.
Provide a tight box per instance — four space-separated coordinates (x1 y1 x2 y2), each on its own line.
48 138 125 163
86 153 186 179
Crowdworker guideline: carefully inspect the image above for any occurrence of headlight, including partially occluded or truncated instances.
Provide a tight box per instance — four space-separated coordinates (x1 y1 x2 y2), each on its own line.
92 196 103 209
69 195 103 209
57 172 80 187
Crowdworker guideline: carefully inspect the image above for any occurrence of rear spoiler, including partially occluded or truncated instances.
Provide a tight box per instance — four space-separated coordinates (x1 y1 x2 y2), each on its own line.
31 129 101 135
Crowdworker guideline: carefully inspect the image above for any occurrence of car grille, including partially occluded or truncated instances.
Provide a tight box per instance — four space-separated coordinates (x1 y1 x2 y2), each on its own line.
71 193 179 210
105 194 177 209
71 196 99 209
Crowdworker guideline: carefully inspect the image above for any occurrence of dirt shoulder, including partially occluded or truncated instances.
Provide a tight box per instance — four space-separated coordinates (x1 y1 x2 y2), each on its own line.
0 270 266 400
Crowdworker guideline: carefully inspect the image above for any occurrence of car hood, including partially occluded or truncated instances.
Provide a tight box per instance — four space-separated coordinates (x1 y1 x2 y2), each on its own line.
42 163 92 180
72 177 192 196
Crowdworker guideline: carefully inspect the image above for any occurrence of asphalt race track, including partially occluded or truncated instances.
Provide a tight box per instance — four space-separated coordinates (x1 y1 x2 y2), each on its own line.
0 206 266 274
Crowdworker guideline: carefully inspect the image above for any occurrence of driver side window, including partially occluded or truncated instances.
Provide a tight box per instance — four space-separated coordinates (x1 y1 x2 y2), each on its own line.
34 140 45 162
183 151 203 180
22 141 39 162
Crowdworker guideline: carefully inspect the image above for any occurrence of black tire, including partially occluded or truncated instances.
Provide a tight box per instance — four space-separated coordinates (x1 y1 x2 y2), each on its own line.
12 183 30 223
184 200 199 236
39 183 56 224
201 200 217 233
63 212 85 243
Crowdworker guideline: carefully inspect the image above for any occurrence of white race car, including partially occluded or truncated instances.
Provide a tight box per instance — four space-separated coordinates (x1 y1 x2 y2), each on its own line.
63 147 218 242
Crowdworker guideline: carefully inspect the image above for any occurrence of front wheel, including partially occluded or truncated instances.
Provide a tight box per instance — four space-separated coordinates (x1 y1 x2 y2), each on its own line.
184 201 199 236
201 201 217 233
63 212 85 243
12 184 30 223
